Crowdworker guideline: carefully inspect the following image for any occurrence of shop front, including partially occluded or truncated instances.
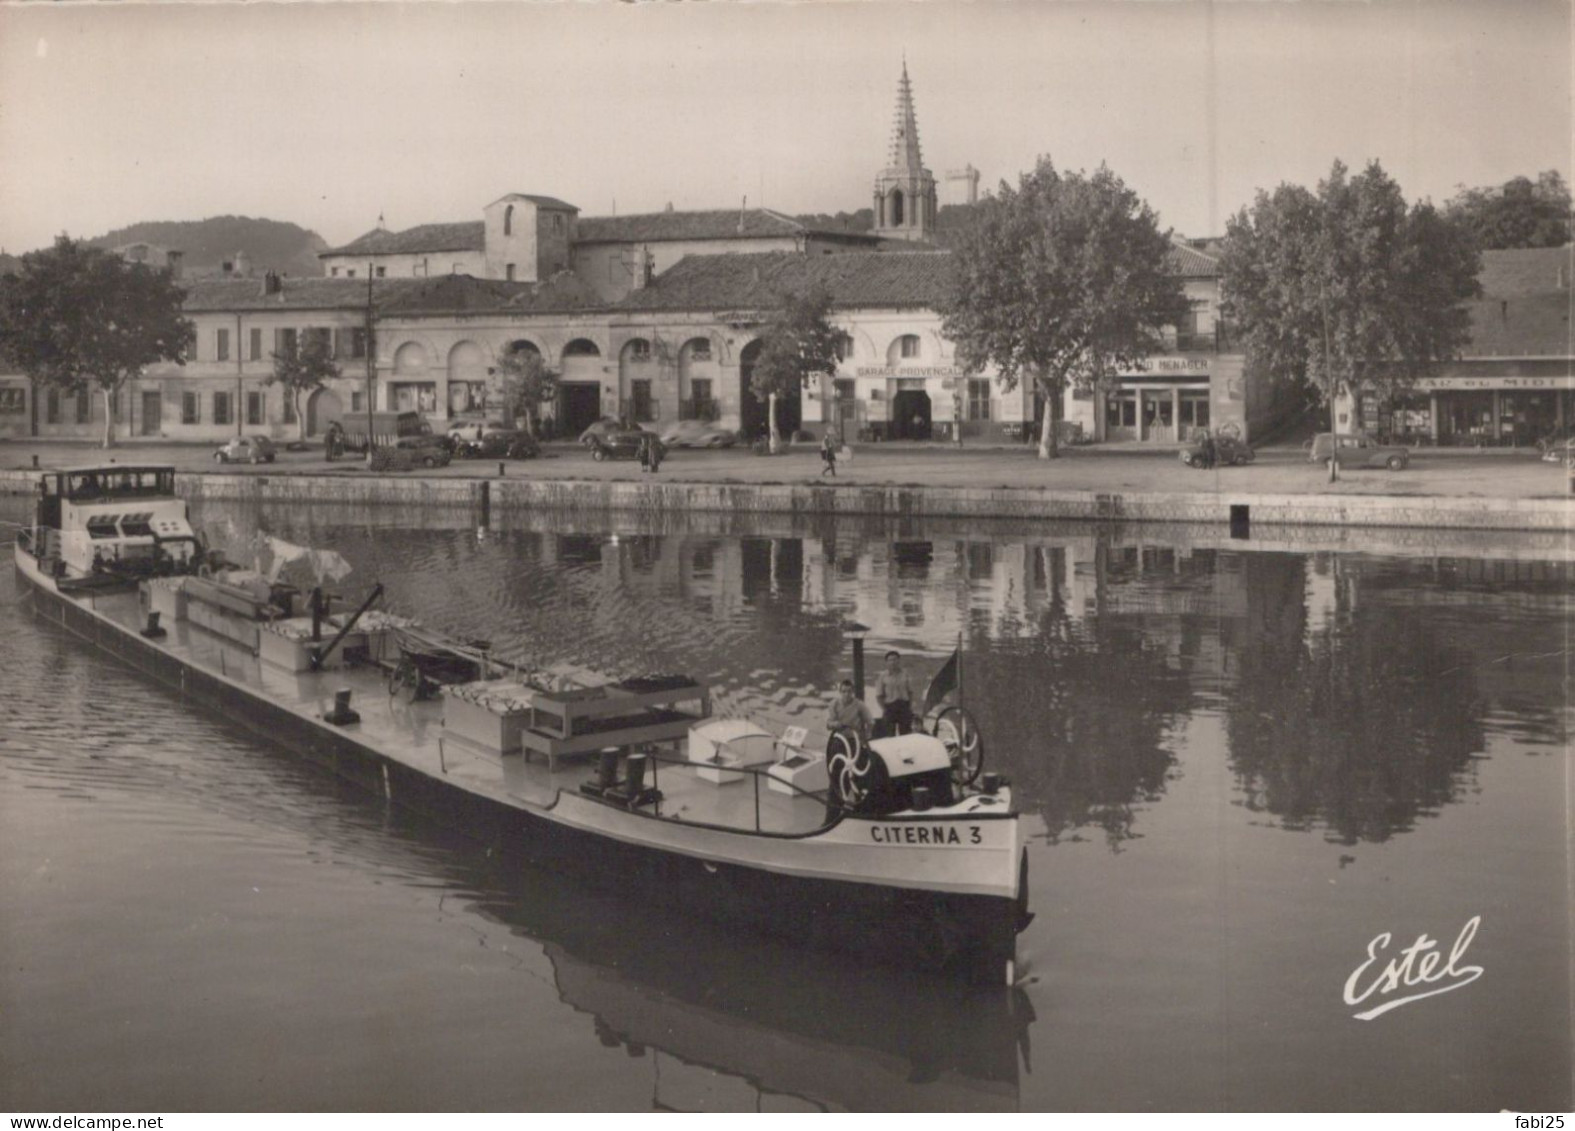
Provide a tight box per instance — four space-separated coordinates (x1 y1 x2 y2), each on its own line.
1061 356 1225 445
1404 370 1574 447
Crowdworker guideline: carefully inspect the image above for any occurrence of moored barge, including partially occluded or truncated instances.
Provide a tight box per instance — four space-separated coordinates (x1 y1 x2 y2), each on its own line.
14 465 1030 982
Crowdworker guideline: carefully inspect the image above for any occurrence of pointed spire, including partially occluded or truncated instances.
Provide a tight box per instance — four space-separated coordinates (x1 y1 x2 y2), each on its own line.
888 59 923 172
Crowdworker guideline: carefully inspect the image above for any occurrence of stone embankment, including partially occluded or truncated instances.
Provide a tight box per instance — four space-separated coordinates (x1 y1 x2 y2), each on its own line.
2 459 1570 532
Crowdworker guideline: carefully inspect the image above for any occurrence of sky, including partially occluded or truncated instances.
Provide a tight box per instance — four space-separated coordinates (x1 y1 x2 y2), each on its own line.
0 0 1569 256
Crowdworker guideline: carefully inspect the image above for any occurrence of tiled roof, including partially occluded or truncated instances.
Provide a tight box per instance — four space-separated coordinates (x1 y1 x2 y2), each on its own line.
1168 240 1221 278
578 208 819 245
320 222 485 258
1476 246 1574 298
616 251 956 311
179 272 605 315
489 193 579 212
618 241 1218 313
1461 293 1573 357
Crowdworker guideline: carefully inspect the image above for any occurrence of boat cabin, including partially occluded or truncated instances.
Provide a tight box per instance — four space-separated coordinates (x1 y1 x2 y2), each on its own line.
32 465 200 580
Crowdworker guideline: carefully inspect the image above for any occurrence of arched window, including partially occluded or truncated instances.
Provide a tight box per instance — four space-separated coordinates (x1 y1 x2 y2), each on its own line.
504 204 514 236
891 190 905 226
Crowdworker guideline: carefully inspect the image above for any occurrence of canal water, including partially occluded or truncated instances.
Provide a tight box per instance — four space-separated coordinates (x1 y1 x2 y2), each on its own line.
1 498 1568 1112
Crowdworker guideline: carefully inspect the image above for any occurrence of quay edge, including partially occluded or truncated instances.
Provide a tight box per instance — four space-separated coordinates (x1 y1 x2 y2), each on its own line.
0 468 1572 531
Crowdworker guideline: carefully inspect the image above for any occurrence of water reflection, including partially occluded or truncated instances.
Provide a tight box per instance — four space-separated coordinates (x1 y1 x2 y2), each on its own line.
186 500 1570 853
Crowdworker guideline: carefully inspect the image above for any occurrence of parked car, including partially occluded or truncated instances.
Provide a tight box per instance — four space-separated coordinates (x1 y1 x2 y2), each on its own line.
579 417 656 446
370 444 451 472
1179 432 1254 468
588 428 663 462
394 431 456 457
1538 437 1575 465
213 435 277 464
448 419 511 445
658 419 737 449
1308 432 1410 470
457 428 540 460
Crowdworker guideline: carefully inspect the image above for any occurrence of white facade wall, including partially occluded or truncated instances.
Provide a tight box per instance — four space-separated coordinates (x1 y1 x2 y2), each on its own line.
322 250 486 280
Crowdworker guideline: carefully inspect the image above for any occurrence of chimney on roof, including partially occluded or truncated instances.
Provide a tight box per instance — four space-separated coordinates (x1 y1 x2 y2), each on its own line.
233 250 250 278
262 270 283 297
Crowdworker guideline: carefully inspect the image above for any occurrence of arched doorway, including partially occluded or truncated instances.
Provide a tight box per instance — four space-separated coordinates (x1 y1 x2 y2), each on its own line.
890 389 932 440
306 388 344 437
739 339 802 439
447 340 487 419
559 338 604 435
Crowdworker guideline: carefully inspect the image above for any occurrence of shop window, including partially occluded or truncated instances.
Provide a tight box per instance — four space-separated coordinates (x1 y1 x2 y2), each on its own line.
967 379 992 421
1105 393 1137 428
181 392 200 425
213 391 232 426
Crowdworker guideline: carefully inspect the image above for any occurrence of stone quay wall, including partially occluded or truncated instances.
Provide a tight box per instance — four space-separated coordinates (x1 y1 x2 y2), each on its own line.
2 469 1570 532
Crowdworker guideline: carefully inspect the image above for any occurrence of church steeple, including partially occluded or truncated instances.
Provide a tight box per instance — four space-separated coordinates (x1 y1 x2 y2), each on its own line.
888 60 924 172
873 61 937 242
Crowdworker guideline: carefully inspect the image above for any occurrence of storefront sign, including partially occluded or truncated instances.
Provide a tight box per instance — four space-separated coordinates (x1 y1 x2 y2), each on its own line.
715 311 764 326
1117 357 1211 377
1415 375 1575 391
855 366 964 378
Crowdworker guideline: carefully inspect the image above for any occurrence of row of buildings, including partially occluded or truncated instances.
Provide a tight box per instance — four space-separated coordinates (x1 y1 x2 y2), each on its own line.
2 66 1570 449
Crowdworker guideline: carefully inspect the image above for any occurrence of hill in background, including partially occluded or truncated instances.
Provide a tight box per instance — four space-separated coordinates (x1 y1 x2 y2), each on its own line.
87 216 328 278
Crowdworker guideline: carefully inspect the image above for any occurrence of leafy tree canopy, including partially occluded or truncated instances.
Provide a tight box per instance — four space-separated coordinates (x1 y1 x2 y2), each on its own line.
1444 170 1572 250
495 346 558 436
749 284 842 450
1218 160 1481 447
267 331 340 440
0 237 193 446
939 157 1189 457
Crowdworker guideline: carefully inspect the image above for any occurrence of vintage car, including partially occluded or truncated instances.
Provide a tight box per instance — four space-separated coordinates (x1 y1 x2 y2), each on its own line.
456 428 540 460
588 428 663 462
658 420 737 449
1179 432 1254 468
1308 432 1410 470
213 435 277 464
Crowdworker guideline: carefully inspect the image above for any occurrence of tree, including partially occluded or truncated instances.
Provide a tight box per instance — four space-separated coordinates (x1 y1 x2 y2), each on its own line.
1444 171 1572 250
268 331 339 442
940 158 1189 459
1219 160 1480 480
748 284 842 453
0 237 192 447
495 347 558 437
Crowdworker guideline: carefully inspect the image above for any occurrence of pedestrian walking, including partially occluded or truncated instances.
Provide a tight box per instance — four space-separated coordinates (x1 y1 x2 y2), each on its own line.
820 432 838 477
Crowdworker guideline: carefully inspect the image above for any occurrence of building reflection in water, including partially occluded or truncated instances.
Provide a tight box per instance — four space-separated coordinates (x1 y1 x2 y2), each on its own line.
203 502 1563 854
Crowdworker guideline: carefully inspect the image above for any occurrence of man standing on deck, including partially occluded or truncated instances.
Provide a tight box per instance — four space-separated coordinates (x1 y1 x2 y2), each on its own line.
826 679 872 743
874 649 916 737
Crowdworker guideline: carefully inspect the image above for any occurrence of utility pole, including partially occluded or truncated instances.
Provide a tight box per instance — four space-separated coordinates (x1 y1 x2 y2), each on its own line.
365 264 376 466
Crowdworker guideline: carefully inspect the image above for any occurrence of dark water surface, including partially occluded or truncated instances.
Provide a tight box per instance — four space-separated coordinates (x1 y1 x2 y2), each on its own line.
1 498 1568 1112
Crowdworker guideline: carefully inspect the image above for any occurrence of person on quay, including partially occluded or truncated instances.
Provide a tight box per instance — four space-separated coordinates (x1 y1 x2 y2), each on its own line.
826 679 872 744
874 649 916 737
325 421 344 462
820 432 839 477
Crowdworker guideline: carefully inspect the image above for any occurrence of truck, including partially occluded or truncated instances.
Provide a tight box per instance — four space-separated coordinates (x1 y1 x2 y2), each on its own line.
334 411 438 455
